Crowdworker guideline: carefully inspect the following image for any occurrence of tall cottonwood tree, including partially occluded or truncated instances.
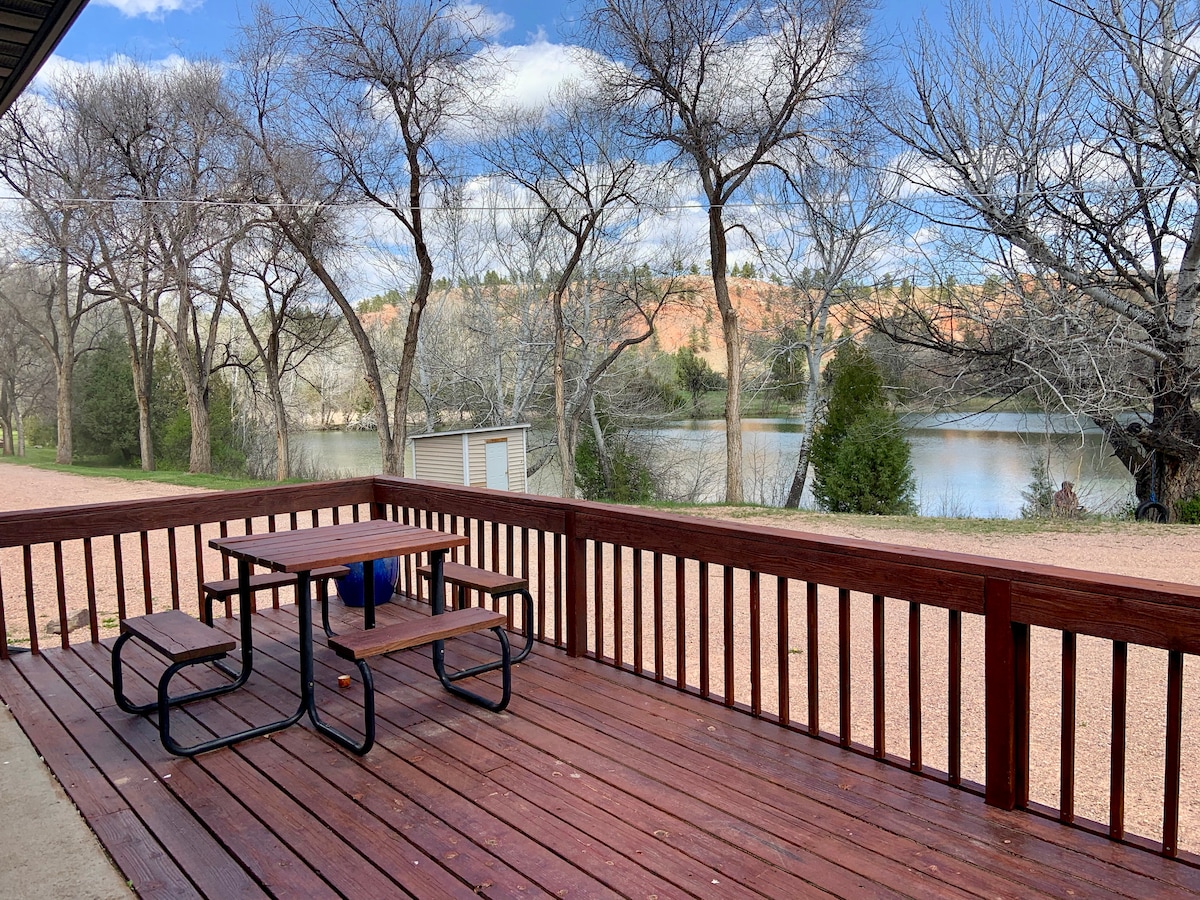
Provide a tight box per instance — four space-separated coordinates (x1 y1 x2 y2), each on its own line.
583 0 873 501
890 0 1200 512
227 224 341 480
237 0 492 475
81 60 249 474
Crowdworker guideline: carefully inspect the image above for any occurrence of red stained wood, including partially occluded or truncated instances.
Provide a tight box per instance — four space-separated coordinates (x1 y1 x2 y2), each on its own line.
839 587 851 748
777 577 789 726
1110 640 1127 840
1061 631 1077 824
211 520 468 573
873 593 885 759
328 607 507 660
120 610 237 662
4 600 1199 900
1164 649 1184 856
807 580 819 736
949 608 962 786
909 601 922 772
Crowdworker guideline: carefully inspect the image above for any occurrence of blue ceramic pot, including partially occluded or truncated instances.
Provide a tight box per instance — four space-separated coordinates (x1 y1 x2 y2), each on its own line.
335 556 399 607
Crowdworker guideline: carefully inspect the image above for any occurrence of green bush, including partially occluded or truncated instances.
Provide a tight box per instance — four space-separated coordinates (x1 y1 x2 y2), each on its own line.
575 423 654 503
809 341 916 515
1177 495 1200 524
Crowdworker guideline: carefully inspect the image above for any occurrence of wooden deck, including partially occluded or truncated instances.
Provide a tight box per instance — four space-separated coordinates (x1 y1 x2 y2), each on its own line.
2 597 1199 899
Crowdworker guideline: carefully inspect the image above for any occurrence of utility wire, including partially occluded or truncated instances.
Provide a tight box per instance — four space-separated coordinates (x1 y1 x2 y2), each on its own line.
0 178 1198 214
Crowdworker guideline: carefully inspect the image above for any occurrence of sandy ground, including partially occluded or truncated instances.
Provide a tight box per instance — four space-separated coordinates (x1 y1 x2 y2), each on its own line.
3 467 1200 857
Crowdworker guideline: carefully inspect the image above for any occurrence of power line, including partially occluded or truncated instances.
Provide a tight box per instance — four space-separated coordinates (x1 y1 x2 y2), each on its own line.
0 177 1198 214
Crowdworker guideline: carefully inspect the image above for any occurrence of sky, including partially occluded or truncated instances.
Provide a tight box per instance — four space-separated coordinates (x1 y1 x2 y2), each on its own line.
52 0 938 69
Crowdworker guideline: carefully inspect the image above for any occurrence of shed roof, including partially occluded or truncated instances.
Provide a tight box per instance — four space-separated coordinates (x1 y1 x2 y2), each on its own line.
410 423 531 442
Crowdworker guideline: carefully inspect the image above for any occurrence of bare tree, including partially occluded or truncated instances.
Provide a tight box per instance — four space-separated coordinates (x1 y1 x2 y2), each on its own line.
751 146 905 506
583 0 873 501
0 92 109 465
889 0 1200 512
80 60 250 474
235 0 492 475
227 223 341 480
480 83 670 495
420 211 555 429
0 274 54 455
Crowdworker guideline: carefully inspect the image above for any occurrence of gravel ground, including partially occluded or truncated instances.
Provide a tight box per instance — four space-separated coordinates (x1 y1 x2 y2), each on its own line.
3 467 1200 854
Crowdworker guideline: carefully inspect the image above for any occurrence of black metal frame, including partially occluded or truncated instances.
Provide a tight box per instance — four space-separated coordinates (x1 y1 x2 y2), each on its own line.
115 563 376 757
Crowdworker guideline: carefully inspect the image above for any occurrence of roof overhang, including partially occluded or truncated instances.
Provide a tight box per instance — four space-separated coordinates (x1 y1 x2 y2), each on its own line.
0 0 90 117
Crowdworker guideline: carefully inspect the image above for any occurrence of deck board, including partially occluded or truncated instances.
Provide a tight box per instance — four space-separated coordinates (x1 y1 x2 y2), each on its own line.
2 598 1199 899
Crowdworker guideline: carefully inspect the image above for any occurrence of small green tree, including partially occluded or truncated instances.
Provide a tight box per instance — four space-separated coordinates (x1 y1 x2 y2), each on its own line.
1020 458 1055 519
810 341 916 514
674 346 724 414
73 331 140 464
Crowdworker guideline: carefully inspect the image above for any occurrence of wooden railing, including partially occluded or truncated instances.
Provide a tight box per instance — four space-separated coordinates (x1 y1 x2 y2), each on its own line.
2 475 1198 862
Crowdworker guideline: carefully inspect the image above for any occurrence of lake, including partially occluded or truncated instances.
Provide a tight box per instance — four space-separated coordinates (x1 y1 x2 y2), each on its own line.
292 411 1134 519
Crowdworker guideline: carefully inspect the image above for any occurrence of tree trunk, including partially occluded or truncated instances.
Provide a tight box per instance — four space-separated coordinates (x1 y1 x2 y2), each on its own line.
784 430 814 508
708 206 743 503
183 372 212 474
588 397 613 494
55 353 73 466
784 319 830 508
53 254 73 466
122 303 156 472
266 366 290 481
553 293 573 497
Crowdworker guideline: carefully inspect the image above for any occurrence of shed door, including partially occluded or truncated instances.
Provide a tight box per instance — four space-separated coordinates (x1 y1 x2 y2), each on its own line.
485 439 509 490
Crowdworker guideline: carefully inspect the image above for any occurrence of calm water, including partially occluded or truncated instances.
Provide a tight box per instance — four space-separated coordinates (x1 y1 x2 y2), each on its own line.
292 412 1134 519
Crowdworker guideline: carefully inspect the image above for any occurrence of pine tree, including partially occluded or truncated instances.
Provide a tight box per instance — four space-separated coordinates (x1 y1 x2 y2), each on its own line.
810 342 916 515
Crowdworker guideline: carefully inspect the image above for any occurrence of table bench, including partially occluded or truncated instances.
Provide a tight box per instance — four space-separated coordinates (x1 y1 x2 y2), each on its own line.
329 607 512 712
202 565 349 635
111 610 243 757
416 562 534 667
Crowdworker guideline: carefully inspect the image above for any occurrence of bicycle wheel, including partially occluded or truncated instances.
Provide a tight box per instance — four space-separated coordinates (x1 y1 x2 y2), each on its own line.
1135 500 1168 522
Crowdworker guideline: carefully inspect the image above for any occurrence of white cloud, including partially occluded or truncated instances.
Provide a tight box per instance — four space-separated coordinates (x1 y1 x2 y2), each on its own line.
485 34 595 112
34 52 192 90
91 0 200 18
450 2 513 40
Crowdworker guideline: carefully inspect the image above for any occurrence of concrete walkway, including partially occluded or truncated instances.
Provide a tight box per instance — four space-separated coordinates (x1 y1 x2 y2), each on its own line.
0 698 133 899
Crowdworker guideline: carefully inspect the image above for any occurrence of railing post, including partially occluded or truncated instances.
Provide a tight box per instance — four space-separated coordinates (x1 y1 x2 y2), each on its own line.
564 509 587 658
984 576 1017 809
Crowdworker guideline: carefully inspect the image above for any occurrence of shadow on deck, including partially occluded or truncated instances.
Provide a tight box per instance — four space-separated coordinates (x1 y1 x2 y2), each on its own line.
2 597 1197 900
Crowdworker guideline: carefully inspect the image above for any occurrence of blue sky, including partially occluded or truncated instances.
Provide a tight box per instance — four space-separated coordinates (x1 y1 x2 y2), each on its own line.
54 0 938 64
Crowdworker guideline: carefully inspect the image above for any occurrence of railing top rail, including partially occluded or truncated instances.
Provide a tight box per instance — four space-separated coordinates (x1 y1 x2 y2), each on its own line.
0 477 377 547
371 476 571 533
571 500 1200 607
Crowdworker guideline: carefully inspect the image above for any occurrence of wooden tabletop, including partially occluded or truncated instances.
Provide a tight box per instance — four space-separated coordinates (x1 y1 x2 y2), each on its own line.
209 520 469 573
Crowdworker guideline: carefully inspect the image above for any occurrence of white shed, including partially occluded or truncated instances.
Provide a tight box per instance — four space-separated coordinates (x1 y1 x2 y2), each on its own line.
409 424 531 492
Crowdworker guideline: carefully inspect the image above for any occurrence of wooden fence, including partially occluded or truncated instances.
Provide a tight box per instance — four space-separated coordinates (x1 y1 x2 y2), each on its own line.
2 475 1198 862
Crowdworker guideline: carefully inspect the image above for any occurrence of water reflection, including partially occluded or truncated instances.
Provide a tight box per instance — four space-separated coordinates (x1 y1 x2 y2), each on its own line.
292 412 1134 519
